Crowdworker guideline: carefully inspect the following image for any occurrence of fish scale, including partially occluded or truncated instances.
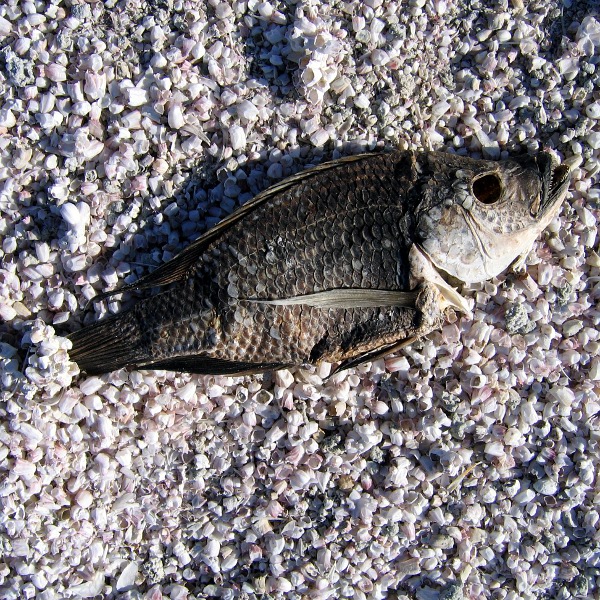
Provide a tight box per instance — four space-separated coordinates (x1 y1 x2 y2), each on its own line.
68 150 576 375
188 157 416 360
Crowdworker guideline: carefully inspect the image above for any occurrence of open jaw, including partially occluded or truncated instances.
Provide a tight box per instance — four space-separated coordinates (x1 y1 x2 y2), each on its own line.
536 154 580 217
550 163 572 194
551 154 581 193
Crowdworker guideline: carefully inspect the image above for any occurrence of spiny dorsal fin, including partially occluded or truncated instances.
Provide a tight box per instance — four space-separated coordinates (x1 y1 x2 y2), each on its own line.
91 153 378 303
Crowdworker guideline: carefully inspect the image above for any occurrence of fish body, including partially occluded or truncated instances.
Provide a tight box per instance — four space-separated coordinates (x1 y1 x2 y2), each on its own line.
68 150 575 376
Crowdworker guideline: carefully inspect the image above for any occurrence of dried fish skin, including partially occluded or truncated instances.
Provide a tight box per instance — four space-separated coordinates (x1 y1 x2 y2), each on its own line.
68 150 576 376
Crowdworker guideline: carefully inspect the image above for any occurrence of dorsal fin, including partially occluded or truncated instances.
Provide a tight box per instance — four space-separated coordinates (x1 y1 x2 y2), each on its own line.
92 153 376 303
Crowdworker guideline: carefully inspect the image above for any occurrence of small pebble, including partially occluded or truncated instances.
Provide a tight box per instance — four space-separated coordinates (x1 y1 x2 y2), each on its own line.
533 479 559 496
168 104 185 129
75 489 93 508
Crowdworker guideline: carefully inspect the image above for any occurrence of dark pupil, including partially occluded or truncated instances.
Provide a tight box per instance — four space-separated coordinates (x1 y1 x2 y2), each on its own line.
473 174 502 204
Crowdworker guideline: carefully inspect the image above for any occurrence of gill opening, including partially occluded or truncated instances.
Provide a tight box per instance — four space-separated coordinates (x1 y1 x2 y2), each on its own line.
457 205 495 280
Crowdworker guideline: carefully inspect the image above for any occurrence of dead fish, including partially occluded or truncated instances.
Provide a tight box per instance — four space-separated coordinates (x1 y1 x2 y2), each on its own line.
68 150 577 376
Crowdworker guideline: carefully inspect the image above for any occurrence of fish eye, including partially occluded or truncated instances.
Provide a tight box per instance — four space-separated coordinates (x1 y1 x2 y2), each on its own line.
472 173 503 205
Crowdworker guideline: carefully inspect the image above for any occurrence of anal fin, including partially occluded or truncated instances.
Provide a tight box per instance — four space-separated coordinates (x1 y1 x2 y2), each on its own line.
143 355 290 376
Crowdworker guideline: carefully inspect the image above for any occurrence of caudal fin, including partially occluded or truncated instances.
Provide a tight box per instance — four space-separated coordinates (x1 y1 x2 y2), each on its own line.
68 311 146 375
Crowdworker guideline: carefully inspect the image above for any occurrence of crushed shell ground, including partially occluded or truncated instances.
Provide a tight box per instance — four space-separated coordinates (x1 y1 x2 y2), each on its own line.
0 1 600 599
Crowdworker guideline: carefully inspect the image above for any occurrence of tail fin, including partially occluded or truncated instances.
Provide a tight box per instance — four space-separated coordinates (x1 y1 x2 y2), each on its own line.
68 311 146 375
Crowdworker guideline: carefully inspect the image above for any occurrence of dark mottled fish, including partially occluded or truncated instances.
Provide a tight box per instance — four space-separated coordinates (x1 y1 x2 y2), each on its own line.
68 150 576 376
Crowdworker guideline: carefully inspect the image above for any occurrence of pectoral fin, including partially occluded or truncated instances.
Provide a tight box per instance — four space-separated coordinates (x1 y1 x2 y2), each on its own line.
409 244 472 318
244 288 419 309
327 278 469 376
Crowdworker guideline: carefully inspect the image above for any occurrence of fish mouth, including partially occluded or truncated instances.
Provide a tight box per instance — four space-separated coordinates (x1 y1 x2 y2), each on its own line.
533 153 580 217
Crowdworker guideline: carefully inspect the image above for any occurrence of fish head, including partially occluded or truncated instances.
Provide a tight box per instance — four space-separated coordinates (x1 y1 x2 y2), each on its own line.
418 151 578 284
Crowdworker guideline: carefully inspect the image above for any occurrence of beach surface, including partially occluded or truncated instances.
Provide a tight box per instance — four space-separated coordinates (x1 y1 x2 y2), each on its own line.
0 1 599 598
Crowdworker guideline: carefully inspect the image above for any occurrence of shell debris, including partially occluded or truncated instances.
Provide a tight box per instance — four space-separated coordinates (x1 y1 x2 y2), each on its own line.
0 0 599 599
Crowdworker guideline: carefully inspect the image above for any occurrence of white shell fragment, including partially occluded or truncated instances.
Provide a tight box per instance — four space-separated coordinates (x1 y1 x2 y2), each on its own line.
0 15 12 36
68 572 105 598
0 3 598 600
236 99 259 120
123 86 149 107
168 104 186 129
228 124 246 150
116 562 138 591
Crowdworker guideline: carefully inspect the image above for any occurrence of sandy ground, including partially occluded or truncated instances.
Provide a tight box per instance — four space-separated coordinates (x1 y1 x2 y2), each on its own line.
1 0 600 599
